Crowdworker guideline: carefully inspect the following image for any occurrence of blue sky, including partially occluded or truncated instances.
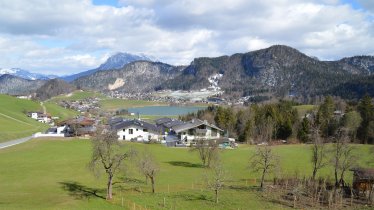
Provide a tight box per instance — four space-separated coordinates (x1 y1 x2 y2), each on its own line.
0 0 372 75
92 0 119 7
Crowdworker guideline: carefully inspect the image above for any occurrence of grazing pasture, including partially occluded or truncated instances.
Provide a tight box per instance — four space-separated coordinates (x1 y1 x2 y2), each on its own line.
0 139 372 209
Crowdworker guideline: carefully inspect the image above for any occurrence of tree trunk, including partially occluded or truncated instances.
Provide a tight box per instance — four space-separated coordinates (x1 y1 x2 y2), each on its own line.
312 166 317 180
215 189 219 203
145 175 148 185
261 168 266 189
334 168 339 187
107 174 113 200
151 176 155 193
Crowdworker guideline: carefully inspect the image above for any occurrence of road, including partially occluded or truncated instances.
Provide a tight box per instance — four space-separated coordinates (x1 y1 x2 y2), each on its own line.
0 102 46 150
0 136 33 149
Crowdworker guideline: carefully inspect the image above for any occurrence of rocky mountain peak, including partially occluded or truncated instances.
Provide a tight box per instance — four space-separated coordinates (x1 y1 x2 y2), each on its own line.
97 52 153 71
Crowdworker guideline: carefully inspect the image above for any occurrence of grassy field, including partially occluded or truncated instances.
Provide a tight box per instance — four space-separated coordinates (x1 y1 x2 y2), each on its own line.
100 99 167 111
44 102 79 121
293 105 316 118
0 139 372 210
0 95 49 142
49 90 106 102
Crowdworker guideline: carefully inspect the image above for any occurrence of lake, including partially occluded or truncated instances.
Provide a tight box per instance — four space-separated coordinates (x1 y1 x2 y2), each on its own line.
127 106 206 116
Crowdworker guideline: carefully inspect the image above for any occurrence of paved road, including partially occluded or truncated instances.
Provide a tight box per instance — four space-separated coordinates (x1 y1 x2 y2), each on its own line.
0 136 33 149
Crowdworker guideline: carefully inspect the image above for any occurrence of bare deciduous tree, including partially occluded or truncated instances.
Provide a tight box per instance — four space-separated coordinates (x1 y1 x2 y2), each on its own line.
249 145 279 189
331 130 357 187
191 139 219 168
135 149 159 193
310 126 327 180
254 117 274 144
89 128 128 200
204 156 226 203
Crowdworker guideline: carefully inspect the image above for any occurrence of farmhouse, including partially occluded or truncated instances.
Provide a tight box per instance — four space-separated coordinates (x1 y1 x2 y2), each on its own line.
58 116 97 136
27 111 52 123
156 118 224 146
155 117 184 133
111 119 161 142
350 168 374 195
171 119 224 145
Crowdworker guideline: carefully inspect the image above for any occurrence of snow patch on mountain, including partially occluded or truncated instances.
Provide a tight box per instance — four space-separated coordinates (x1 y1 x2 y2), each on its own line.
208 73 223 91
0 68 57 80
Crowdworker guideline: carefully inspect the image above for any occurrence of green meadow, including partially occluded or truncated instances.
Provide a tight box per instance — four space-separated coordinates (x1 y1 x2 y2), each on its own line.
0 139 372 210
0 95 49 142
43 102 79 121
48 90 106 102
293 105 316 118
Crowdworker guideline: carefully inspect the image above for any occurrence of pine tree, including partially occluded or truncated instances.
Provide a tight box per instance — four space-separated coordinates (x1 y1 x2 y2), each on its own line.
357 95 373 144
298 117 310 142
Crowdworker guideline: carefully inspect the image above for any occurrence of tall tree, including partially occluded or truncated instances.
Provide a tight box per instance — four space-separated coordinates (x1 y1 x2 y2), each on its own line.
310 126 327 180
357 95 373 144
331 130 357 187
254 116 274 144
135 149 159 193
317 96 335 137
89 129 128 200
297 116 310 143
342 111 362 142
249 145 278 189
191 139 219 168
204 156 226 203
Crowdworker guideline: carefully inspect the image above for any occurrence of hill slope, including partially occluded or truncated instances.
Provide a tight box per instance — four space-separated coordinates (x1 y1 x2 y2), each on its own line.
0 74 46 95
74 45 374 100
34 79 77 101
0 95 48 142
160 45 373 98
73 61 183 93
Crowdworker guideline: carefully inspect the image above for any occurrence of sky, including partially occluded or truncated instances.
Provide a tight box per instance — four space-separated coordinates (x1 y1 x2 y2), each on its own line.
0 0 373 75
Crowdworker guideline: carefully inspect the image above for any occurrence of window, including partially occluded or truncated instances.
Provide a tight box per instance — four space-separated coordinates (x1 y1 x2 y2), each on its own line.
143 129 148 132
136 128 138 131
129 129 133 134
123 129 125 132
123 135 126 140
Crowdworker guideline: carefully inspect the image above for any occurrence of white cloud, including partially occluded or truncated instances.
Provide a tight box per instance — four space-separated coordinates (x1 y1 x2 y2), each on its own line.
0 0 372 75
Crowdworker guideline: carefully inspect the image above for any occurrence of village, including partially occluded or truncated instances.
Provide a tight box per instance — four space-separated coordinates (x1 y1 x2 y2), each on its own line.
27 108 237 149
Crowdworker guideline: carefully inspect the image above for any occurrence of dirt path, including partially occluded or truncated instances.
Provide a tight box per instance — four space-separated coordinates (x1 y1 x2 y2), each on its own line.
40 102 47 114
0 113 32 126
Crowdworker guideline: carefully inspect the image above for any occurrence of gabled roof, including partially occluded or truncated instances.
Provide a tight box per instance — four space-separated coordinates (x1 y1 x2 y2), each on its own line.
172 119 223 133
155 117 173 125
111 119 160 133
58 117 95 126
351 168 374 180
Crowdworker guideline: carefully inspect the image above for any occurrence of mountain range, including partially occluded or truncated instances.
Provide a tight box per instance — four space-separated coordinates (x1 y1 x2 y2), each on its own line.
0 68 57 80
59 52 154 82
0 45 373 101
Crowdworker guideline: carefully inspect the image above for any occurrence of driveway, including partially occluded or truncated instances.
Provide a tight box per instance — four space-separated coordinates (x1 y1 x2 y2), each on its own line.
0 136 33 149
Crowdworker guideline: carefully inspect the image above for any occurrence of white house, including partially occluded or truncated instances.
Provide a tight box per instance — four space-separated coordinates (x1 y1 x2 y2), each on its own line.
29 112 41 119
171 119 224 146
111 119 161 142
28 112 52 123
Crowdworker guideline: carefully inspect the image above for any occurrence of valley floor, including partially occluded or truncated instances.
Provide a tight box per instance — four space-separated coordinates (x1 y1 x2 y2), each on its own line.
0 139 373 209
